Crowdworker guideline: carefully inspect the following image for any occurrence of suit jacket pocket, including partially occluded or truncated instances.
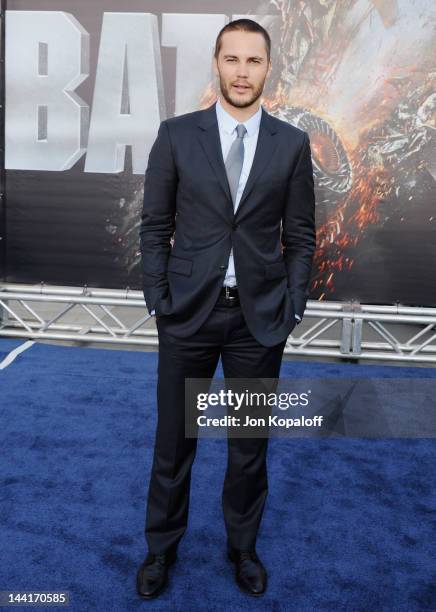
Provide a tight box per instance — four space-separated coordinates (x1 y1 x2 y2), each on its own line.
167 254 193 276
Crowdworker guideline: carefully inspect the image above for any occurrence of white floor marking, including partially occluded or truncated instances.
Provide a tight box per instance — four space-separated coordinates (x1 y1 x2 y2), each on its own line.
0 340 35 370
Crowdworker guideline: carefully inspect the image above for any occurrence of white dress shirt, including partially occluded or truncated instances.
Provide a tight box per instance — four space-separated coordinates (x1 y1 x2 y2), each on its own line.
151 97 300 322
215 96 262 287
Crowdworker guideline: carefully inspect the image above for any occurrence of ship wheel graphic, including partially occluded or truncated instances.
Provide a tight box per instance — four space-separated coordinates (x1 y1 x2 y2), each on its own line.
271 106 353 203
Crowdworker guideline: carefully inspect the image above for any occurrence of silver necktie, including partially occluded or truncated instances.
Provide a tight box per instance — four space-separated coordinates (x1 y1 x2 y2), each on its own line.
224 123 247 207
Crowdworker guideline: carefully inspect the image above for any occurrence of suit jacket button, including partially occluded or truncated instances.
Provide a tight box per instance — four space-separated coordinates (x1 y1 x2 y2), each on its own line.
219 265 227 270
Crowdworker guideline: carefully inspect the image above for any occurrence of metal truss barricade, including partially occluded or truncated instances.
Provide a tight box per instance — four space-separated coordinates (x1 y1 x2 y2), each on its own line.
1 283 436 364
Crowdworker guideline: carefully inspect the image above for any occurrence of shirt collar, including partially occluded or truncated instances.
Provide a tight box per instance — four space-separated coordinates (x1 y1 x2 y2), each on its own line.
216 96 262 137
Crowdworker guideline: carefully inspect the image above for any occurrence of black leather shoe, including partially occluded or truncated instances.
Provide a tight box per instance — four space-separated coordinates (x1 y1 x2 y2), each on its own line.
228 547 267 596
136 550 177 599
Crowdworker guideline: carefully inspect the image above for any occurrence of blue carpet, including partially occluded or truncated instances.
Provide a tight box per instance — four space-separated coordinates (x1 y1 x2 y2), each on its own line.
0 339 435 611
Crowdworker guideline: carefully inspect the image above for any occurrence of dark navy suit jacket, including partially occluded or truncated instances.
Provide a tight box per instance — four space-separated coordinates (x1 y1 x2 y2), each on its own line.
140 101 316 347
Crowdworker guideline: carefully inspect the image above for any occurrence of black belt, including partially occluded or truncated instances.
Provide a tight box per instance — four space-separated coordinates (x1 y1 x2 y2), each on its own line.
218 285 240 304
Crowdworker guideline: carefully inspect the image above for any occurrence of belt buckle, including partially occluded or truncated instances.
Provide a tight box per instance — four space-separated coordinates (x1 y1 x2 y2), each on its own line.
225 286 236 301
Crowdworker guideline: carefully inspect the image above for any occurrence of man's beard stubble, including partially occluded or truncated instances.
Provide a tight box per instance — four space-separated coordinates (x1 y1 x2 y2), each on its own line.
218 74 265 109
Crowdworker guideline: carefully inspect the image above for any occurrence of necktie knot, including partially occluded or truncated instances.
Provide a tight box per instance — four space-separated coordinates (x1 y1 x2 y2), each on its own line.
236 124 247 139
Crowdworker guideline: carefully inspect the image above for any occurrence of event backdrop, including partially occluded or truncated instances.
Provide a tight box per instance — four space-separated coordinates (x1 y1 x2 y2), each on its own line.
3 1 435 306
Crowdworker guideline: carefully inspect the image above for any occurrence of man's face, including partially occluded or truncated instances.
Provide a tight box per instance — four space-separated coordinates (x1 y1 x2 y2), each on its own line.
213 30 272 109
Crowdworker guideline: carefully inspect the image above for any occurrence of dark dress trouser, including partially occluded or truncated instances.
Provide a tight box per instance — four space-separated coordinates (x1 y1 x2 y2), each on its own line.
144 294 287 555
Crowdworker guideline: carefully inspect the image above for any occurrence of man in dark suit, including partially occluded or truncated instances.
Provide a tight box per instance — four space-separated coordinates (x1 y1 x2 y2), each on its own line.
137 18 316 599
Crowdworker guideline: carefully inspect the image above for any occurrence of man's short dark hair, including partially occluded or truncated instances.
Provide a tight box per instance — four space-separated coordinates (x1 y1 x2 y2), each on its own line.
214 19 271 62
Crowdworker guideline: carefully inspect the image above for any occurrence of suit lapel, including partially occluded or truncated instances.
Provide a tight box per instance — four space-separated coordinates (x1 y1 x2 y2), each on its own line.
236 113 278 219
197 101 278 221
197 102 233 210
